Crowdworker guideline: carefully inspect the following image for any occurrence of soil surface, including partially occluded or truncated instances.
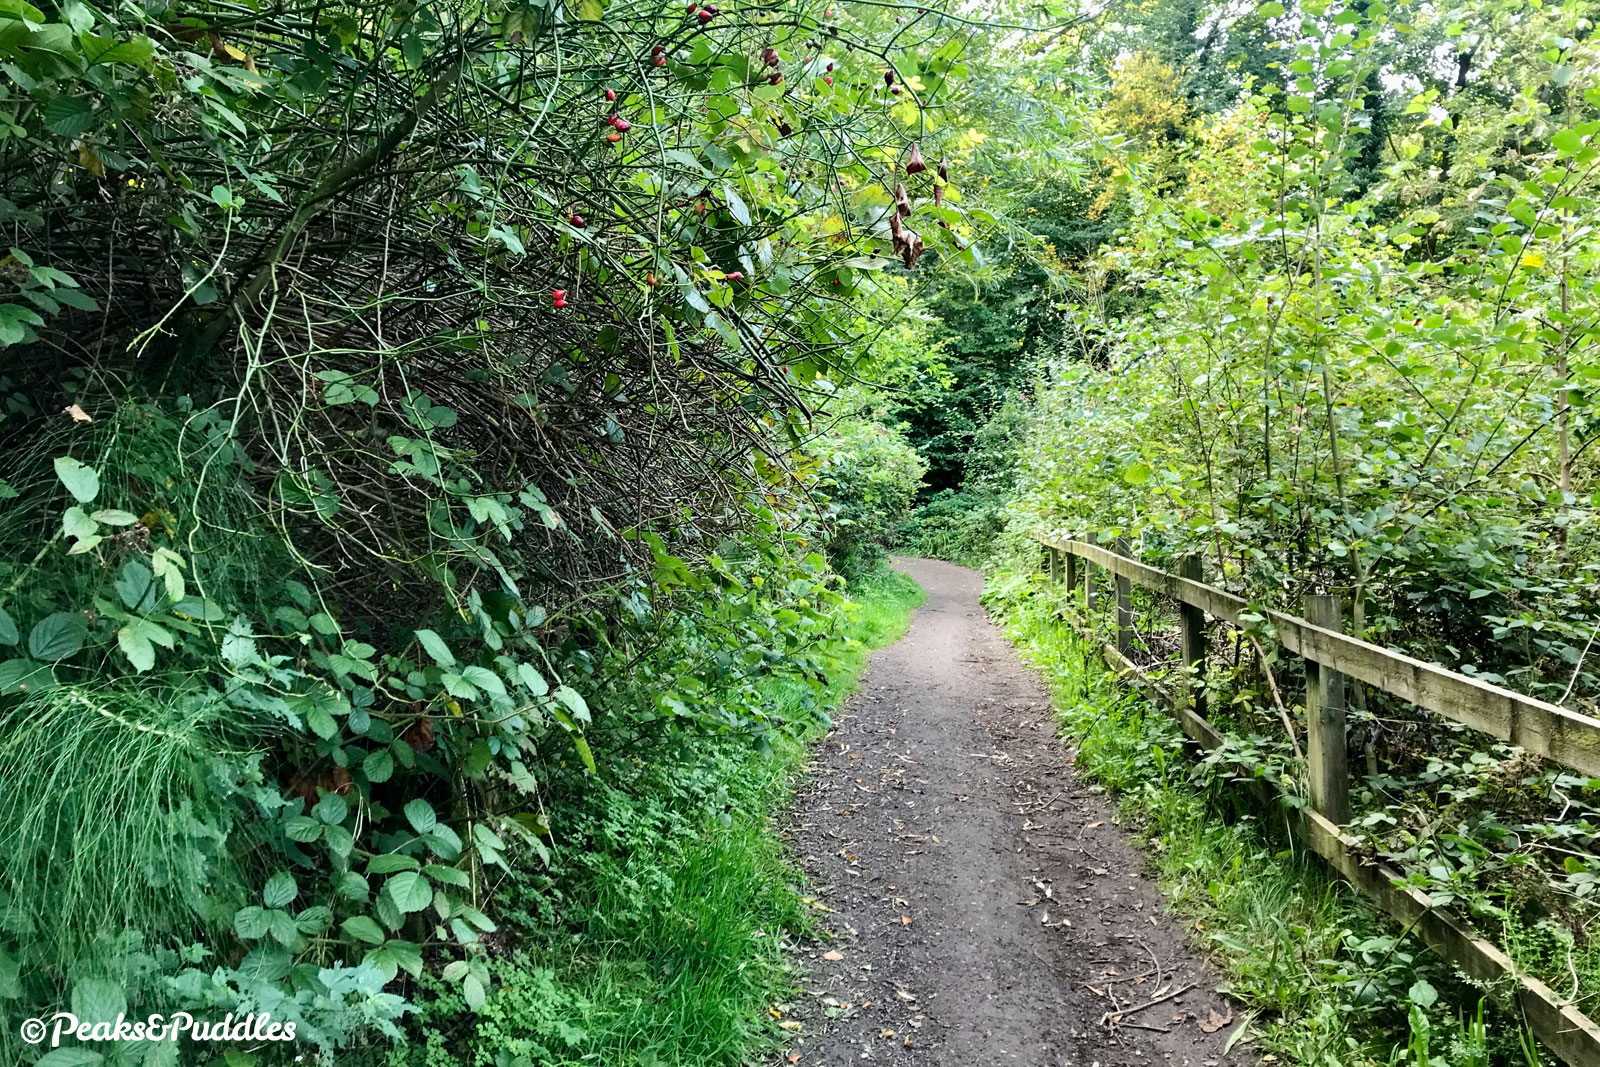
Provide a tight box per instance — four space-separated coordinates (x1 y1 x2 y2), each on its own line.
777 557 1242 1067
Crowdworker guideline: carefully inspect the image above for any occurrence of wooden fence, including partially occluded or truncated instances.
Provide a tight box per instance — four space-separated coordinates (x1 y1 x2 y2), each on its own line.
1031 532 1600 1064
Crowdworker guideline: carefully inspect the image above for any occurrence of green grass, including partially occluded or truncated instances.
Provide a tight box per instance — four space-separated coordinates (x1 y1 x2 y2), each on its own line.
392 564 924 1067
987 571 1542 1067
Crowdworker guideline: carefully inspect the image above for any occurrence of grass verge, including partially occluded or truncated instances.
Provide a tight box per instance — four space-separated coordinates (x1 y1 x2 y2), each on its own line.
985 570 1545 1067
393 565 924 1067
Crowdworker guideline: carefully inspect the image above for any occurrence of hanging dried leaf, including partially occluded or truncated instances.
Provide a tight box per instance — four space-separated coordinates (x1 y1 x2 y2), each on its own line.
905 143 926 174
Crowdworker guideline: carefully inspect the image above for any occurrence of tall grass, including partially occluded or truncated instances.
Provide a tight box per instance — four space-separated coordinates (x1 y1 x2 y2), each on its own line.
0 684 258 989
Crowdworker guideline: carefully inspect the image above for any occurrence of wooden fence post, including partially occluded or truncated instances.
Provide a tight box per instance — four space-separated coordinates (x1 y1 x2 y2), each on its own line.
1178 554 1208 718
1064 548 1078 596
1046 545 1060 582
1085 531 1099 611
1114 537 1133 655
1304 594 1350 825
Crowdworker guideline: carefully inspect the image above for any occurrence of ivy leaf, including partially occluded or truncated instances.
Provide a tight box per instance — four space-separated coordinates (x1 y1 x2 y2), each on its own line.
29 612 86 661
53 456 99 502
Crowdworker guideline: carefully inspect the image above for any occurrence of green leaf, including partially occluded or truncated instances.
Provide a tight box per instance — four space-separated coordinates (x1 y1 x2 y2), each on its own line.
576 0 603 20
1407 979 1438 1008
0 303 43 346
62 505 97 541
0 658 51 694
262 871 298 908
70 976 125 1025
41 95 93 136
116 619 173 672
115 559 163 612
36 1049 104 1067
233 905 271 939
385 871 432 913
1122 461 1152 486
341 915 386 945
366 853 420 874
1259 0 1285 14
54 456 99 502
29 611 86 661
81 32 156 66
553 684 590 723
404 798 438 834
415 628 456 667
724 185 752 226
463 972 487 1011
306 704 338 740
91 509 138 526
0 607 17 646
363 748 395 783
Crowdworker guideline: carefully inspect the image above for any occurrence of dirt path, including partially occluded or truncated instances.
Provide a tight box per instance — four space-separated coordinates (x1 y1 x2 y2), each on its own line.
778 558 1241 1067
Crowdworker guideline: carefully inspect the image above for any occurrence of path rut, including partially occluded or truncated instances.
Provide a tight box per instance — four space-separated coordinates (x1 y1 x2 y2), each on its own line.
778 557 1242 1067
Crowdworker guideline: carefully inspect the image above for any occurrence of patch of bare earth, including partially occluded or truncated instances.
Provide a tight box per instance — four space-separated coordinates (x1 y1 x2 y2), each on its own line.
775 557 1243 1067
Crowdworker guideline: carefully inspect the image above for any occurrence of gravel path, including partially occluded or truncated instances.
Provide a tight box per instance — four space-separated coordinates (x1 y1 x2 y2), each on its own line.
777 557 1242 1067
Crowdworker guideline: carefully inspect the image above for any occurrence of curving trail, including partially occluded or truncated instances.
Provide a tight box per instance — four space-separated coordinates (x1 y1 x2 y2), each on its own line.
779 558 1241 1067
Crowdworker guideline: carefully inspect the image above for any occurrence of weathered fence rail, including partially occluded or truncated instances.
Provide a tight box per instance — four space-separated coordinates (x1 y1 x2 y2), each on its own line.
1030 532 1600 1065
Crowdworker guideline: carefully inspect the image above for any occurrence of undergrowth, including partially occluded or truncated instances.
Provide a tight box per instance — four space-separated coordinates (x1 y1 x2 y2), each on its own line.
986 567 1547 1067
390 566 924 1067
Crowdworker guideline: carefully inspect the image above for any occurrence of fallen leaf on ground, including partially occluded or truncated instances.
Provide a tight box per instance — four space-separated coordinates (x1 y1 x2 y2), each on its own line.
899 915 912 925
1199 1008 1233 1033
821 949 844 961
64 404 92 422
779 1020 802 1032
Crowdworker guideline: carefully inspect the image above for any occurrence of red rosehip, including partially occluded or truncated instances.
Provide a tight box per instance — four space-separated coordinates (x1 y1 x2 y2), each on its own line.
615 118 632 131
891 85 901 94
655 55 666 66
726 271 744 280
824 75 833 84
827 62 834 70
697 7 712 20
884 70 895 85
652 44 665 55
605 88 617 101
607 131 622 143
570 214 585 228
